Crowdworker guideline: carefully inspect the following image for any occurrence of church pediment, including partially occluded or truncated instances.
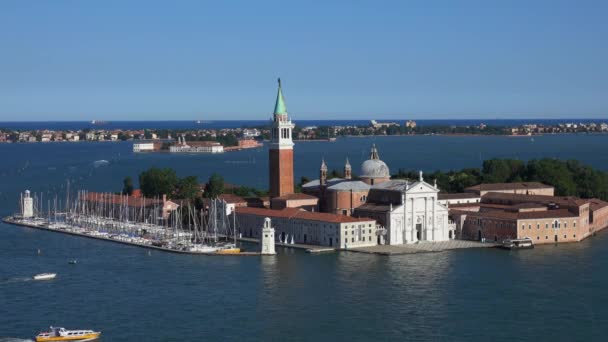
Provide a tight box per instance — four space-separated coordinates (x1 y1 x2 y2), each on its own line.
405 181 439 194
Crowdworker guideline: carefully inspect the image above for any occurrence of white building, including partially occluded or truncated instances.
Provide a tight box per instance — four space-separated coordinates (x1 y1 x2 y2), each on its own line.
236 207 377 249
22 190 34 218
260 218 276 255
355 173 453 244
133 142 156 153
437 193 480 206
169 142 224 153
242 129 260 138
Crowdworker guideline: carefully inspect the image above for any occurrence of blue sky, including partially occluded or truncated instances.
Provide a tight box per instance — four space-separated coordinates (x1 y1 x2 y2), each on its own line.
0 0 607 121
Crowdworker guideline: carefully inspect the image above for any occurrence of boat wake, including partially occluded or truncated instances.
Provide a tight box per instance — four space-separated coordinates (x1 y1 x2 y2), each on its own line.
0 277 33 285
0 338 34 342
92 160 109 168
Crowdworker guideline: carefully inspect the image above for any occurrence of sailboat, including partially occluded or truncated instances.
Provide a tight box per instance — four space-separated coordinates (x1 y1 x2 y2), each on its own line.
216 199 241 254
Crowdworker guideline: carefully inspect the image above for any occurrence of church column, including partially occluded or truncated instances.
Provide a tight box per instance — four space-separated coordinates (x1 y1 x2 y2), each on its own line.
424 197 428 241
411 197 416 242
432 196 436 241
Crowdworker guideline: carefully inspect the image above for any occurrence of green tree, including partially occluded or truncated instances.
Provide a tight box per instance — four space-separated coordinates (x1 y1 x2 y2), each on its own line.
175 176 200 199
139 168 178 198
205 173 224 199
122 176 134 195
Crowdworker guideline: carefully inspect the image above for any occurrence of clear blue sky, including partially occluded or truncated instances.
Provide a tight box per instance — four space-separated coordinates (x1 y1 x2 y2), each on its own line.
1 0 607 121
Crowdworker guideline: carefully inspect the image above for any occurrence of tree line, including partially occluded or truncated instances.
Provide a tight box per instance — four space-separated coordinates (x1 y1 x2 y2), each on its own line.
393 158 608 200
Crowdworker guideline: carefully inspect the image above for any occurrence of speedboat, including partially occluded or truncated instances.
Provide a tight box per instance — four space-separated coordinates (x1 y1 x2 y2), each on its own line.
500 238 534 250
33 273 56 281
35 326 101 341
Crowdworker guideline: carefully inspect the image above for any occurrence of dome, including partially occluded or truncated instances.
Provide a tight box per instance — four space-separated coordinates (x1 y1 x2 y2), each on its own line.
361 159 390 179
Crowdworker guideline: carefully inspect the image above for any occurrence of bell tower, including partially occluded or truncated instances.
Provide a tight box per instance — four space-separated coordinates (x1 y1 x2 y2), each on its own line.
344 158 352 180
268 78 295 199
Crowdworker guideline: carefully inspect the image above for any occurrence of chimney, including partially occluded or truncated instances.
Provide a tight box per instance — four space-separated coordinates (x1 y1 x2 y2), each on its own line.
162 194 167 203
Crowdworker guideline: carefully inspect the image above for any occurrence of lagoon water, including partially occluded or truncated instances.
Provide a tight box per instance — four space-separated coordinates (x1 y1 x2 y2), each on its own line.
2 135 608 341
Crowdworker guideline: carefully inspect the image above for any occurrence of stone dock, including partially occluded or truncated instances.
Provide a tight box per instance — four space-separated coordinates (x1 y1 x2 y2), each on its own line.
1 217 264 256
349 240 498 255
3 217 497 256
2 216 334 256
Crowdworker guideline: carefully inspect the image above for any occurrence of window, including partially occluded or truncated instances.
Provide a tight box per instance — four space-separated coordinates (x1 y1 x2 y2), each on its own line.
369 236 372 241
264 234 268 238
537 236 540 240
521 224 525 229
345 231 348 235
564 223 567 228
345 238 348 244
545 236 548 239
352 238 355 243
574 234 576 238
564 235 567 238
573 222 576 228
546 223 549 228
528 224 532 229
537 224 540 229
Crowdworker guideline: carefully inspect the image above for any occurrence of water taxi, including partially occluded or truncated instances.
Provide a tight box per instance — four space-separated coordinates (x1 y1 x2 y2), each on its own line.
33 273 56 281
35 327 100 341
500 238 534 250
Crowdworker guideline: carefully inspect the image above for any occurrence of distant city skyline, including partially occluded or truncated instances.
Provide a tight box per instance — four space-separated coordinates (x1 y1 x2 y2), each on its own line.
1 0 607 121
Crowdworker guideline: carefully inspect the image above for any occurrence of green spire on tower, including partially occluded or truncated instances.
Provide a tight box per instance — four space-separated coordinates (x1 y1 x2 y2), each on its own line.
273 78 288 115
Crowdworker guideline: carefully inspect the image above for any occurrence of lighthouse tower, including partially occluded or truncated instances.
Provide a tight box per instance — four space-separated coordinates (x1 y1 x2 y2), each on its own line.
268 78 295 200
261 217 276 255
22 190 34 218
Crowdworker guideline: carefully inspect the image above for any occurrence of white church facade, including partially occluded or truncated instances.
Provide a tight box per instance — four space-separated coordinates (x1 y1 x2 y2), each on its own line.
354 174 453 245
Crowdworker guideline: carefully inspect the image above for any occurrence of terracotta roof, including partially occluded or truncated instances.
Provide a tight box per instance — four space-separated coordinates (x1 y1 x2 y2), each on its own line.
438 193 480 200
273 193 319 201
236 207 373 224
482 192 588 207
466 182 553 192
589 198 608 211
466 208 577 221
84 192 162 207
218 193 247 204
355 203 394 212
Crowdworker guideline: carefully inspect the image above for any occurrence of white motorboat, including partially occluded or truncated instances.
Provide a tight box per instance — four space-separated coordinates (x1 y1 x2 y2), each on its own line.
33 273 57 281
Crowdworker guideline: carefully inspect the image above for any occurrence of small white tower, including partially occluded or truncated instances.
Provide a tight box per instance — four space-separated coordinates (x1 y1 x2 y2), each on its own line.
260 217 276 255
22 190 34 218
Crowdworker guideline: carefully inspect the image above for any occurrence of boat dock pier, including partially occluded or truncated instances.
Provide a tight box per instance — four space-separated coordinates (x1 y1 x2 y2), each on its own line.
1 216 263 256
236 236 336 253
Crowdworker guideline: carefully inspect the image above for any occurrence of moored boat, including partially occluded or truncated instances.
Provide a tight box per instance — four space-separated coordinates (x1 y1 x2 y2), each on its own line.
500 238 534 250
216 243 241 254
33 273 56 281
35 326 100 341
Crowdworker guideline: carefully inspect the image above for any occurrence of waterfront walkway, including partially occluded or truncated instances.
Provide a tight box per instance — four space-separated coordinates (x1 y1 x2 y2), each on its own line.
349 240 498 255
237 236 335 253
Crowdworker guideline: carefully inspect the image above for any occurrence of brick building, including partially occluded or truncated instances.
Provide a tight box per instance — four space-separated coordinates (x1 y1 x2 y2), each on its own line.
452 192 608 244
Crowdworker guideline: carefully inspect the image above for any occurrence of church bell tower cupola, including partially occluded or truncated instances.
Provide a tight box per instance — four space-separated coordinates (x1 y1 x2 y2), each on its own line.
320 159 328 186
344 158 352 180
270 78 294 149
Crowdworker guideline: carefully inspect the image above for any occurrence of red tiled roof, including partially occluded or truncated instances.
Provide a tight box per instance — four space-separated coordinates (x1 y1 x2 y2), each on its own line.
438 193 480 200
218 193 247 204
236 207 374 224
466 208 577 221
482 192 588 207
466 182 553 191
589 198 608 211
273 193 319 201
84 192 162 207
